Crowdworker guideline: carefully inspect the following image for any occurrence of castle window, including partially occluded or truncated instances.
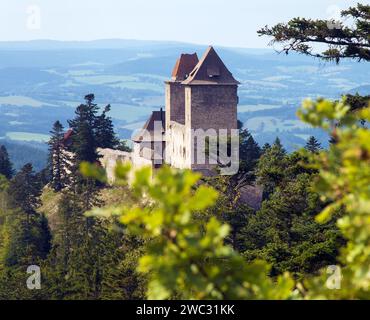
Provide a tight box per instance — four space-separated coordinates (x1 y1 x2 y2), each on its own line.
207 66 220 78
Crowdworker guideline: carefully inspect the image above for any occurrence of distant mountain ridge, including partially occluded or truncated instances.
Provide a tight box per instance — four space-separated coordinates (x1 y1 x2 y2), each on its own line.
0 39 271 54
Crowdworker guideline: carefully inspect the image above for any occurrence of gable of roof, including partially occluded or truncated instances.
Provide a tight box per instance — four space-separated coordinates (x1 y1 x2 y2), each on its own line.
62 128 74 147
171 53 199 82
182 46 240 86
132 109 166 142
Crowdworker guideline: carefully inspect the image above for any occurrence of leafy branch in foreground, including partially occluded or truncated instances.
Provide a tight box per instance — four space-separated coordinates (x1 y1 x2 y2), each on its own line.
297 98 370 299
81 163 293 300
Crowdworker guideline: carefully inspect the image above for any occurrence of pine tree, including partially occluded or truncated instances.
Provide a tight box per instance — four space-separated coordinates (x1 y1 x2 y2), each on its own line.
44 186 145 300
258 3 370 63
239 127 261 175
273 137 285 154
305 136 322 153
7 164 42 217
261 143 271 154
256 138 287 200
48 121 71 191
243 172 343 278
0 163 51 299
67 94 118 175
0 145 14 180
95 104 119 149
68 94 100 164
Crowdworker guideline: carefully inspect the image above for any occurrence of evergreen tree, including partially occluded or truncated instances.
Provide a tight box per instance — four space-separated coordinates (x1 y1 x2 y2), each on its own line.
261 143 271 154
239 127 261 177
48 121 71 191
67 94 119 187
7 164 42 218
345 93 370 112
0 164 51 299
44 186 145 300
68 94 100 164
95 104 119 149
305 136 322 153
0 145 14 180
243 172 344 277
256 138 287 200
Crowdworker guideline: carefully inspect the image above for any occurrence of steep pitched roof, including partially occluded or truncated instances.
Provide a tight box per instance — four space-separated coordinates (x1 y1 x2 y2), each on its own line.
171 53 199 81
182 46 240 86
62 128 74 147
132 109 166 142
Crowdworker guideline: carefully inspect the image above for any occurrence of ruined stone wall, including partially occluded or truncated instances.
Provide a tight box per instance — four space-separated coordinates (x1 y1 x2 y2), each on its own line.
165 121 191 169
98 148 132 183
98 147 152 184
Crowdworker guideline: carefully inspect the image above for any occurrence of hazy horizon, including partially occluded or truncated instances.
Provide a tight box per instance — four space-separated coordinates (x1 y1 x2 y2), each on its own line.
0 0 362 48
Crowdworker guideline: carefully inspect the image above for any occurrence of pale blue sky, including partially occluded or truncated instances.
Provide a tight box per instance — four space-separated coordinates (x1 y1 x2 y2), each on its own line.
0 0 365 47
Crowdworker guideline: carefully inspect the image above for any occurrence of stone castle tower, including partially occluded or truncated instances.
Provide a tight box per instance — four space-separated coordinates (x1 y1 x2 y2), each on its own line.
165 46 239 173
132 46 239 174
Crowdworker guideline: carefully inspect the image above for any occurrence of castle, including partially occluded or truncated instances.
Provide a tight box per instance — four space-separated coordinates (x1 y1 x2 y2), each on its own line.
74 46 262 209
130 46 239 175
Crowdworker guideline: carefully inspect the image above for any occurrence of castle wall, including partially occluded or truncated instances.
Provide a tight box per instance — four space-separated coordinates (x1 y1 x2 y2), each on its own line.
98 148 132 183
186 85 238 131
165 121 191 169
185 85 238 172
165 82 185 130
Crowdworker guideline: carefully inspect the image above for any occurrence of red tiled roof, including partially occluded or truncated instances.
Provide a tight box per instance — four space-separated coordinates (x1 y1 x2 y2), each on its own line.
63 128 73 142
182 46 240 86
171 53 199 81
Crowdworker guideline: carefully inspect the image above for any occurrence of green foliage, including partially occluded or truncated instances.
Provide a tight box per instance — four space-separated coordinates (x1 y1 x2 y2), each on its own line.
41 181 145 300
95 104 120 149
239 127 261 173
0 165 51 299
0 145 14 180
7 164 42 217
68 94 119 165
305 136 322 153
84 163 294 300
256 137 287 200
258 3 370 62
48 121 71 192
243 172 343 278
345 93 370 113
296 98 370 299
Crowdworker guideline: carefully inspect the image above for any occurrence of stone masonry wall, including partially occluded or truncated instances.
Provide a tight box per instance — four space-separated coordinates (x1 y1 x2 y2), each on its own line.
165 82 186 131
185 85 238 171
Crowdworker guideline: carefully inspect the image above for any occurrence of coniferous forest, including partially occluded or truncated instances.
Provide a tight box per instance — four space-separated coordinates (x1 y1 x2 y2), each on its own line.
0 3 369 301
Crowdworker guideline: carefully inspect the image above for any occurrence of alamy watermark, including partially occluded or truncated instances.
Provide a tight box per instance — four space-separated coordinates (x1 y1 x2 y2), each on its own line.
26 265 41 290
326 265 342 290
132 121 240 175
326 5 350 30
26 5 41 30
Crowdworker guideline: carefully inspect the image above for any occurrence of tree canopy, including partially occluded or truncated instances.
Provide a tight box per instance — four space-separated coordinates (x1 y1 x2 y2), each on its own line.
258 3 370 63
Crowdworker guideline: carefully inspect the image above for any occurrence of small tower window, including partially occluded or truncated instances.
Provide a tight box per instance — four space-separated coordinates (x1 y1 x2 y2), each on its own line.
207 66 220 78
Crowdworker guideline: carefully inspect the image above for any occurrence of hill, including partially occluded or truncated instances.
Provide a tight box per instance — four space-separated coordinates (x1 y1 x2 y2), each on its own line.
0 139 48 172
